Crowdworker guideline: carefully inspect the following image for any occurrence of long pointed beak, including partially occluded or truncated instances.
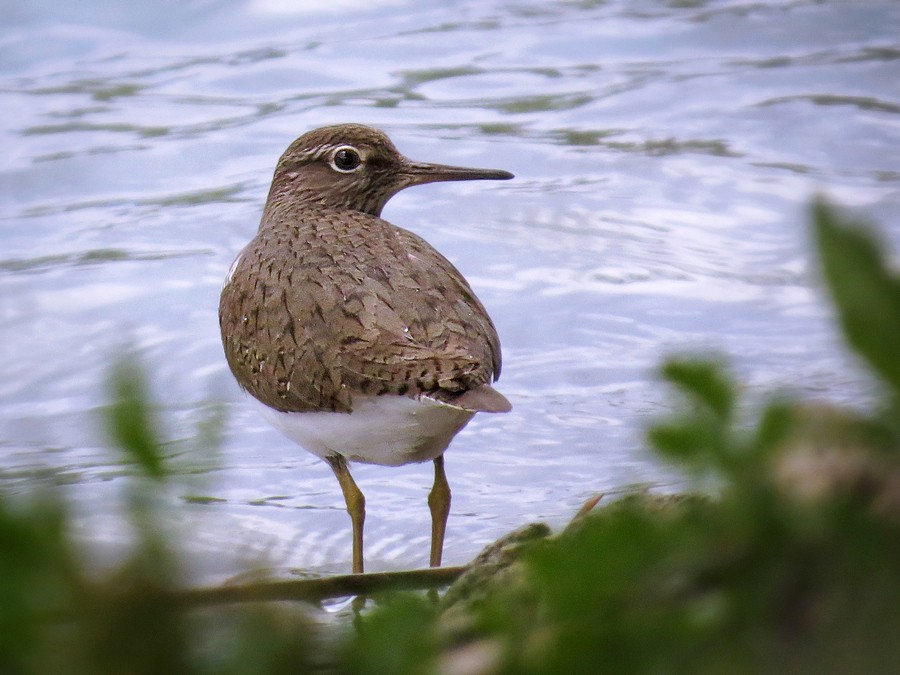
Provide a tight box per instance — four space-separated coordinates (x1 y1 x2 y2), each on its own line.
401 159 514 186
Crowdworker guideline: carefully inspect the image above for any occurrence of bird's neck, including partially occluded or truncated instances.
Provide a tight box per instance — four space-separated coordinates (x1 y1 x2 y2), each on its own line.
259 174 388 230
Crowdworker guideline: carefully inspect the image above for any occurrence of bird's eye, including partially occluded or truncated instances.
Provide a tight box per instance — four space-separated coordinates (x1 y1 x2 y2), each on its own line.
330 146 362 173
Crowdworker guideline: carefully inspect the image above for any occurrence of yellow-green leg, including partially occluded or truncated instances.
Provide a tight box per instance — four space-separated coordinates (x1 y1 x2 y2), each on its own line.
428 455 451 567
326 454 366 574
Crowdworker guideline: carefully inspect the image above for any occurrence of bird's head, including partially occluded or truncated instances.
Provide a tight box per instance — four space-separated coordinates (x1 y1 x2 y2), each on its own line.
268 123 513 217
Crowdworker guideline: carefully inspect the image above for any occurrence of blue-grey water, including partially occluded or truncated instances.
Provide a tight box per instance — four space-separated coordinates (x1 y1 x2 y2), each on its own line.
2 0 899 582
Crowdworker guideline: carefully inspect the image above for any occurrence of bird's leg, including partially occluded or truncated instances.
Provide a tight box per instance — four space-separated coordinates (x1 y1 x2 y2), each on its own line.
428 455 451 568
325 454 366 574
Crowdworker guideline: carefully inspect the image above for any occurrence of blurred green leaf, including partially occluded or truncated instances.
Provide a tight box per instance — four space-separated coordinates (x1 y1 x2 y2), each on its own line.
648 418 717 461
749 399 794 458
338 594 437 675
105 357 165 479
649 358 743 475
814 198 900 394
0 497 77 674
191 605 317 675
661 359 736 422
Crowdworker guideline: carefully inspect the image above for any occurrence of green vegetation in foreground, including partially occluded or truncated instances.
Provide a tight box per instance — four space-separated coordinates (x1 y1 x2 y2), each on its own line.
3 199 900 674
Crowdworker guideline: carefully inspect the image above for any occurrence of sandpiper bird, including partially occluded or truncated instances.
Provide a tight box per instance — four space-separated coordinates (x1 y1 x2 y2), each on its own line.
219 123 512 574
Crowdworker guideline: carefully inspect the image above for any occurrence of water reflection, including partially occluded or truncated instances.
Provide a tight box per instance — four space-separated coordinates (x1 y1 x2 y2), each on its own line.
1 0 898 580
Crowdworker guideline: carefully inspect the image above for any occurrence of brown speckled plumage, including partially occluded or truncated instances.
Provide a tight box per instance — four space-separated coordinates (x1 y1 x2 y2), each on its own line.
220 124 509 415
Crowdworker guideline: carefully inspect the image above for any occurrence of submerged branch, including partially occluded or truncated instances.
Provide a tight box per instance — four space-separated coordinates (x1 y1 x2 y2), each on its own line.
175 565 468 607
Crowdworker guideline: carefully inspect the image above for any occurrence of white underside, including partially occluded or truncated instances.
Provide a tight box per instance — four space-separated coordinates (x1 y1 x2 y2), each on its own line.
253 395 476 466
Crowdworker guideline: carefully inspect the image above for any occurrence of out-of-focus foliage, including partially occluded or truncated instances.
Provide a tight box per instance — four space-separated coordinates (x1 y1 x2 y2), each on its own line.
3 200 900 674
814 199 900 398
0 357 317 675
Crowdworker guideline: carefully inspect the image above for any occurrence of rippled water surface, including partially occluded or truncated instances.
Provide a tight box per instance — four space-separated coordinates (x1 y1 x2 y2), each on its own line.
2 0 899 580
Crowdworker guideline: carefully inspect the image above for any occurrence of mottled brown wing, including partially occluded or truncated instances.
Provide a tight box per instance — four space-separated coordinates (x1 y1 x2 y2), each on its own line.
219 209 502 414
388 224 502 373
